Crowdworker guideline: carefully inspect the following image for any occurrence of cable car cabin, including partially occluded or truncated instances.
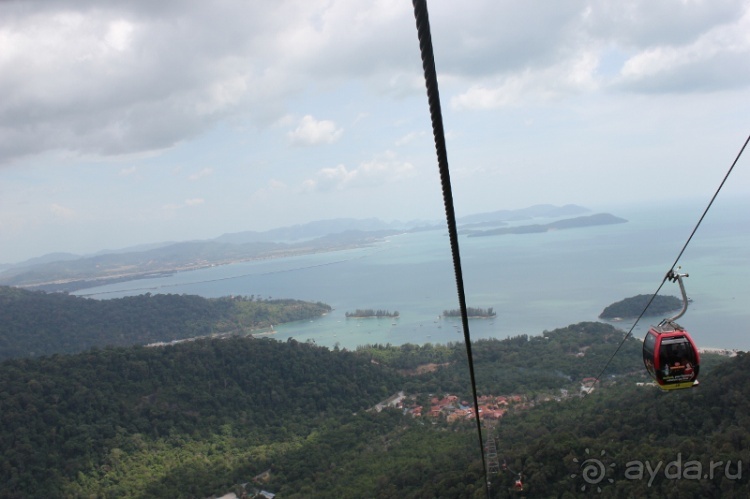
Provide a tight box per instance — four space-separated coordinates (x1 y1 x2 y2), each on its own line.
643 322 700 390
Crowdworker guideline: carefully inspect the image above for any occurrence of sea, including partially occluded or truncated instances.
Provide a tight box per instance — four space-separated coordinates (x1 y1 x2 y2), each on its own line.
74 197 750 351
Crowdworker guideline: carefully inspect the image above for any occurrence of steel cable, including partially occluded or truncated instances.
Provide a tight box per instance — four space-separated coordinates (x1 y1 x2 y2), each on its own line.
411 1 491 496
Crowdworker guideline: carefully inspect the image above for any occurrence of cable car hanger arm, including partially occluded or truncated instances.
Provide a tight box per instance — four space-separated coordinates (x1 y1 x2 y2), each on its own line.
662 269 689 324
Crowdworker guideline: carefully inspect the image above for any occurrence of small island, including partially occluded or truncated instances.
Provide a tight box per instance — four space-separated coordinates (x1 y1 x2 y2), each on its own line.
345 309 400 318
599 294 683 320
442 307 496 318
466 213 627 237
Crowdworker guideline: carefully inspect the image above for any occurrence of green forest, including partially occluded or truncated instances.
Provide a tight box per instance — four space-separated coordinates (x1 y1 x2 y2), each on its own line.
345 309 400 318
599 294 682 320
0 288 746 497
0 336 402 497
0 286 330 361
493 353 750 497
443 307 496 318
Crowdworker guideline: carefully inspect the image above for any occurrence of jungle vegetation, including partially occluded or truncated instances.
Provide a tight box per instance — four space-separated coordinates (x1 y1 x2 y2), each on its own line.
0 288 743 498
443 307 496 318
599 294 683 320
0 286 330 361
345 309 400 318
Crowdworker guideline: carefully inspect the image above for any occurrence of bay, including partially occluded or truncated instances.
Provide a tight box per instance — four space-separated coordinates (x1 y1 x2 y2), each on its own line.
75 198 750 351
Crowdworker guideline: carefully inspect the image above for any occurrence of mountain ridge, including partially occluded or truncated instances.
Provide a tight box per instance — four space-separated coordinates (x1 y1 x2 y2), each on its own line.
0 204 598 292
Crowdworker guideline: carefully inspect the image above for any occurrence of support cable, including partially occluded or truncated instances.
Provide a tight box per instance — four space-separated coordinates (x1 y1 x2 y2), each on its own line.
411 1 490 495
592 133 750 387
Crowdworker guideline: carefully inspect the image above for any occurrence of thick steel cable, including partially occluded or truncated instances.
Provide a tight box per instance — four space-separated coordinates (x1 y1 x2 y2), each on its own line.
592 133 750 387
411 1 490 495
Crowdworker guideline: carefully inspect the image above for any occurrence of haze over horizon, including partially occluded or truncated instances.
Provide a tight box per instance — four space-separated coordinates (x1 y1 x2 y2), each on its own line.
2 1 749 264
0 203 592 266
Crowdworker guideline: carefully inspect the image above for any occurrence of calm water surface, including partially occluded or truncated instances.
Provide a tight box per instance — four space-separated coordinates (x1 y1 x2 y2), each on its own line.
76 198 750 350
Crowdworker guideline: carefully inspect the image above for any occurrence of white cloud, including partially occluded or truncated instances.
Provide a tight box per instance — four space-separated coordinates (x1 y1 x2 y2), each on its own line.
303 164 353 191
2 0 748 167
452 51 600 110
188 168 214 181
287 115 343 146
268 179 287 190
50 203 75 219
443 0 750 107
304 151 415 191
358 154 415 182
163 198 205 211
582 0 746 48
0 0 419 165
104 19 135 52
395 131 426 146
614 8 750 92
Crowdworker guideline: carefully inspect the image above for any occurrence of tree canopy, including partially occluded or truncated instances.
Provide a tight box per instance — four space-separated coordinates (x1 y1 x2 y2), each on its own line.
599 294 683 320
0 292 742 498
0 286 330 361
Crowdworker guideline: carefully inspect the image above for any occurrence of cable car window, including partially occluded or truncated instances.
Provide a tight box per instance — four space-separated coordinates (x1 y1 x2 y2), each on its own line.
643 332 656 357
642 331 657 377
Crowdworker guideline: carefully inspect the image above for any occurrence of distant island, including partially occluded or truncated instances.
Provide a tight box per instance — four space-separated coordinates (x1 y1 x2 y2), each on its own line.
443 307 496 318
345 309 400 318
599 294 683 320
0 205 598 293
466 213 627 237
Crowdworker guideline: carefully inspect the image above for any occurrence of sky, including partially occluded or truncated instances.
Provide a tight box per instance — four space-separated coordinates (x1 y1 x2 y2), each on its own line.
1 0 749 264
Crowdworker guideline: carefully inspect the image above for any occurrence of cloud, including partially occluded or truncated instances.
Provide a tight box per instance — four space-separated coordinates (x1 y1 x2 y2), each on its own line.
188 168 214 181
306 164 356 191
1 0 749 167
303 151 415 191
268 179 287 190
163 198 205 211
613 8 750 93
119 166 137 176
440 1 750 106
582 0 746 48
50 203 76 219
452 51 600 110
287 115 343 146
0 0 420 165
104 19 135 52
0 2 314 164
395 131 426 146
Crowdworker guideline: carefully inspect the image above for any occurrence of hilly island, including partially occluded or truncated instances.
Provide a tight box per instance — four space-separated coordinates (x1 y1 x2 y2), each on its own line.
599 294 683 320
0 205 615 293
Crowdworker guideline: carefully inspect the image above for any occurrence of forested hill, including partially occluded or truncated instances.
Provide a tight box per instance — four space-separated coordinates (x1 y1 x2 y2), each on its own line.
0 286 330 361
600 293 683 319
0 321 740 497
495 352 750 497
466 213 627 237
0 337 402 497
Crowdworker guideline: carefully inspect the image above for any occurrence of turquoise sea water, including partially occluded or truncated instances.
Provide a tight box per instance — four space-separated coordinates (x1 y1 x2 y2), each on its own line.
76 198 750 350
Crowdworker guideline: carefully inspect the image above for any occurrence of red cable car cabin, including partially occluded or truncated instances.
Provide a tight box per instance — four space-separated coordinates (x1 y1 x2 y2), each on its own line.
643 321 700 390
642 269 700 390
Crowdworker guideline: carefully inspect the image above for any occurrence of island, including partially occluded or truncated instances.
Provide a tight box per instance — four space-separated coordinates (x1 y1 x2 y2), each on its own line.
442 307 496 318
466 213 627 237
599 294 683 320
345 309 400 318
